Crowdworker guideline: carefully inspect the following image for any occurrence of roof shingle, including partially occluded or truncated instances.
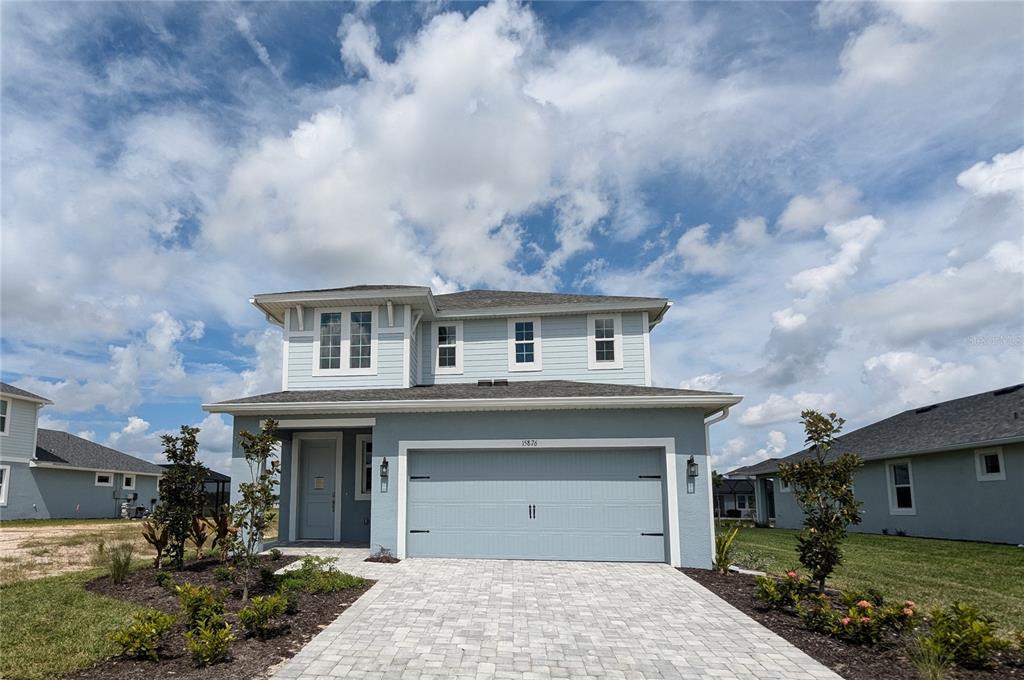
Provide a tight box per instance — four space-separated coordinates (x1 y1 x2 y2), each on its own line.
0 382 52 404
35 429 164 474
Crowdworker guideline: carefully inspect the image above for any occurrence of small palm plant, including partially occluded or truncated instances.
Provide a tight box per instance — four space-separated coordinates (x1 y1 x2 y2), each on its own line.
141 520 169 569
714 526 740 574
190 517 211 560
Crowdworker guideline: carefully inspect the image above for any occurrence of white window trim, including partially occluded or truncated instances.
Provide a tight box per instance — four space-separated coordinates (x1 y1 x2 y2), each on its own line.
507 317 543 372
0 398 10 436
0 464 10 505
311 306 379 377
123 474 136 491
975 447 1006 482
886 459 916 516
432 320 464 375
587 312 623 370
354 434 373 501
778 478 791 493
95 472 113 487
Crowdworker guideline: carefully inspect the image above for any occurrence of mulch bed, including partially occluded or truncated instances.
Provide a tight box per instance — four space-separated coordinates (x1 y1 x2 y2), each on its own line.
364 554 400 564
68 555 374 680
681 568 1023 680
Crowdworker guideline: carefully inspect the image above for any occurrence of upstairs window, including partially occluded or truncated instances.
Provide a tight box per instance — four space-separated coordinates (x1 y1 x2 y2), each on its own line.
313 308 377 376
507 318 542 371
433 321 463 374
975 447 1005 482
587 313 623 369
887 460 915 515
0 398 8 436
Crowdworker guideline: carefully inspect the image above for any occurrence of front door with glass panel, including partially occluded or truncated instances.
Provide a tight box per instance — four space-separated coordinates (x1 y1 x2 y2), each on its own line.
299 439 336 540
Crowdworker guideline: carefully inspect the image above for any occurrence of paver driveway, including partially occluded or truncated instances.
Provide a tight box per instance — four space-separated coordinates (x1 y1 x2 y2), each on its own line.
271 549 839 680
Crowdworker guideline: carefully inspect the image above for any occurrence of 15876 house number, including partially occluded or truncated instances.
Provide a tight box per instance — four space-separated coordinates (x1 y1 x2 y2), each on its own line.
521 439 539 447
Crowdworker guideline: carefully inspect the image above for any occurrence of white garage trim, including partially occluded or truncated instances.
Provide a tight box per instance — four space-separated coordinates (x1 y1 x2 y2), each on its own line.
396 437 681 566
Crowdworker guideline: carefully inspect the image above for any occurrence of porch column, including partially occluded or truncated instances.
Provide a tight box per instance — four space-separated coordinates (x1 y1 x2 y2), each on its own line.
754 477 769 526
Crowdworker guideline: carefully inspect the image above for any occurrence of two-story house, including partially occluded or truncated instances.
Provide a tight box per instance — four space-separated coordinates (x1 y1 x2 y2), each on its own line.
203 285 742 568
0 382 164 519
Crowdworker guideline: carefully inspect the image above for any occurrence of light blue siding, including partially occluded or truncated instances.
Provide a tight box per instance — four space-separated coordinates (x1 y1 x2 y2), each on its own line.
406 448 666 561
1 464 159 520
419 312 648 385
764 443 1024 544
0 396 40 461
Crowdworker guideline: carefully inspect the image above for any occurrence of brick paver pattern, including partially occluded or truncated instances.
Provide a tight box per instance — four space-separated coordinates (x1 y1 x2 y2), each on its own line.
270 547 840 680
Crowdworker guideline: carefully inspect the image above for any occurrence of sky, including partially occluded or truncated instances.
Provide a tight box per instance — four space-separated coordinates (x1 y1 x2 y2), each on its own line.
1 1 1022 474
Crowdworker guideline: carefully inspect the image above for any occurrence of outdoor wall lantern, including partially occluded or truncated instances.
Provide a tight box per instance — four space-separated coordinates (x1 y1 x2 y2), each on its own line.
686 455 699 478
380 457 389 493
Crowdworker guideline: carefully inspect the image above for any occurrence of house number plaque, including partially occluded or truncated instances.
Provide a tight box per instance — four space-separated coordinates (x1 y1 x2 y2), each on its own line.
313 477 325 490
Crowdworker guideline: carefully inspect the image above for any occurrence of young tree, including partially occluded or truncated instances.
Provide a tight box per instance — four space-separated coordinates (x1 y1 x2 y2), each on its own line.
231 418 281 601
778 410 862 592
154 425 209 569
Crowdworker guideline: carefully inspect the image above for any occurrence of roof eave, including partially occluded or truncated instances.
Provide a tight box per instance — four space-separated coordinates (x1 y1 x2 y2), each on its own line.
203 393 743 417
30 460 163 476
0 391 54 406
252 287 438 325
436 299 670 320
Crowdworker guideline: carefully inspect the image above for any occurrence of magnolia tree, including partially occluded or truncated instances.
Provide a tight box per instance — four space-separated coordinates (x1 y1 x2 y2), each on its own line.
154 426 209 569
778 410 862 592
231 419 280 601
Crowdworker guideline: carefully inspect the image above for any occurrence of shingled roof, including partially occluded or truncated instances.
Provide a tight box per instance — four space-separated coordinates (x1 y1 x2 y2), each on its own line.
736 384 1024 475
35 429 164 475
0 382 52 404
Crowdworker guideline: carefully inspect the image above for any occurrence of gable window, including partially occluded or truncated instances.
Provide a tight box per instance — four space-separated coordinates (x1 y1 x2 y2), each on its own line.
887 460 915 515
0 465 10 505
0 398 9 436
123 475 135 491
433 320 463 374
507 318 542 371
95 472 113 487
975 447 1006 482
587 313 623 369
313 308 377 376
354 435 373 500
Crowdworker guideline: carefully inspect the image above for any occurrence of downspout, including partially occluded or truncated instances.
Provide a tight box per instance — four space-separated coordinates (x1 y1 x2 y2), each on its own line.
702 406 730 562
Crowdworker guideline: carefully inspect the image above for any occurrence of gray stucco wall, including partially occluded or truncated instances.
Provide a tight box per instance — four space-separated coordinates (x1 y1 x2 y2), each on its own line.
1 465 159 520
763 443 1024 544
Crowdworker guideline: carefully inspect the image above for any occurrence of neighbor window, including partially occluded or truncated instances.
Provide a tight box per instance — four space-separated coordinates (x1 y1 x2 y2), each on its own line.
434 321 463 374
0 398 9 436
887 460 915 514
587 313 623 369
123 475 135 491
354 435 373 500
975 447 1006 482
95 472 113 487
507 318 542 371
779 478 792 493
737 495 747 509
314 308 376 375
0 465 10 505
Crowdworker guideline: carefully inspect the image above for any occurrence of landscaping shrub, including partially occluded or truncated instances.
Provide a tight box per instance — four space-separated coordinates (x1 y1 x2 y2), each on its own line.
141 520 169 569
189 517 210 560
906 634 954 680
730 549 768 573
269 548 283 561
230 419 281 601
278 555 366 594
798 592 919 645
924 602 1007 669
90 540 107 568
154 425 209 569
277 584 300 614
755 570 810 610
212 564 236 583
107 541 134 584
108 610 176 661
184 617 233 666
238 593 287 638
175 583 226 630
713 526 739 574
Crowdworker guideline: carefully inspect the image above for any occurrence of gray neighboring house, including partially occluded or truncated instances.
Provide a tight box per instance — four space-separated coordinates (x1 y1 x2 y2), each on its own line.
0 383 163 520
737 384 1024 545
204 285 743 568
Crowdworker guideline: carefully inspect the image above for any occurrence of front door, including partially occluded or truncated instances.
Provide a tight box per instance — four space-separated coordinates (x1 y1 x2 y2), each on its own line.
299 438 336 540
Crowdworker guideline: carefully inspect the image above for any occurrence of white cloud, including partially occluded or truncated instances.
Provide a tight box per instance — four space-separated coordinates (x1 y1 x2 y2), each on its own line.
679 373 722 391
755 430 788 459
787 216 884 297
862 351 979 406
105 413 235 472
674 217 769 276
234 15 284 80
778 182 862 233
956 147 1024 198
739 392 837 426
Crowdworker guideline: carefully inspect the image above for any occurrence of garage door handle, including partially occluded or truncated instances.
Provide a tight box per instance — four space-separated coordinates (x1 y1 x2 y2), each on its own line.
410 530 430 534
410 476 430 480
641 532 664 536
638 475 661 479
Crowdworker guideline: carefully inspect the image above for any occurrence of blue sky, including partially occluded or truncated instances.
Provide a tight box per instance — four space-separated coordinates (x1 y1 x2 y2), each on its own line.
2 1 1022 472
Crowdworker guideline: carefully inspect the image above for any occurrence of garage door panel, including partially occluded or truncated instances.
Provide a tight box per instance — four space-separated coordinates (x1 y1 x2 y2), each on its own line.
407 448 666 562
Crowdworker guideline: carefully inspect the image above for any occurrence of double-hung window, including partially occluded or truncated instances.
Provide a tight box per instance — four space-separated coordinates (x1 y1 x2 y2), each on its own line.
354 435 373 500
433 321 463 375
587 313 623 369
0 398 9 436
507 318 542 371
887 460 915 515
313 308 377 376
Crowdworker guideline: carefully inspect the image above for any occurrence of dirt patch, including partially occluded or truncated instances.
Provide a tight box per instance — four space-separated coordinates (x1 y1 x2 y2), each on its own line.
67 555 373 679
0 521 155 582
680 568 1023 680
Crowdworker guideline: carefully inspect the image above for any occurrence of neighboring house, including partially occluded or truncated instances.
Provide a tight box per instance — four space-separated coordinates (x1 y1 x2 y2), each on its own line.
738 385 1024 544
0 383 163 520
158 465 231 512
203 285 742 568
713 476 774 520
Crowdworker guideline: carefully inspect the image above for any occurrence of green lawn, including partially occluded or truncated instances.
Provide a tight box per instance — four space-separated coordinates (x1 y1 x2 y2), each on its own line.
729 527 1024 632
0 569 148 680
